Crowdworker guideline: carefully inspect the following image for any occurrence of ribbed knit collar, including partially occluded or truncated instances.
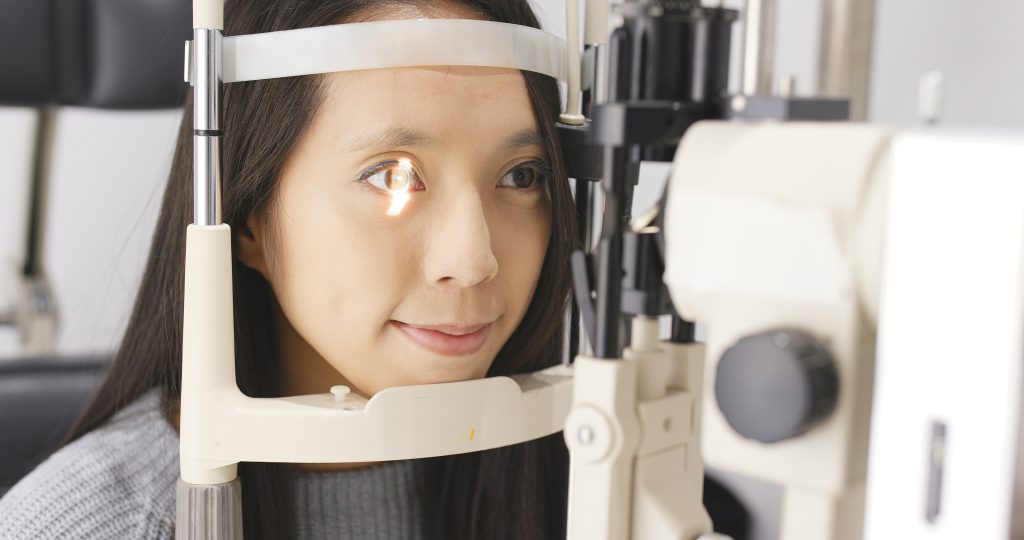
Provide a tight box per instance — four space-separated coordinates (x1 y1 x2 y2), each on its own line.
291 460 424 539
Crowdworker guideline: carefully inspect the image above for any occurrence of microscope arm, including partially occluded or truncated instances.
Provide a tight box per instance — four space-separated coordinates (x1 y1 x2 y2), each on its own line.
565 316 714 540
663 121 892 540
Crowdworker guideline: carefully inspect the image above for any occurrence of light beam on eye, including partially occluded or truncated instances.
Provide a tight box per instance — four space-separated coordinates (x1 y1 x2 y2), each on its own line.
386 159 413 216
386 185 411 216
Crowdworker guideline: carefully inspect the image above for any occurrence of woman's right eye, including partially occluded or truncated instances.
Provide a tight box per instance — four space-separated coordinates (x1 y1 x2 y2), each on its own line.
357 158 425 216
358 159 425 194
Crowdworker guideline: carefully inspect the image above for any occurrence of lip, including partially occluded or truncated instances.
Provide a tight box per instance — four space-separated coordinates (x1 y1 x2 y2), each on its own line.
391 321 492 356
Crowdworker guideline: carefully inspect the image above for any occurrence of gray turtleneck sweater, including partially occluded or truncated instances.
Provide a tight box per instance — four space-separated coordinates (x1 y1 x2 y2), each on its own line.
0 390 424 539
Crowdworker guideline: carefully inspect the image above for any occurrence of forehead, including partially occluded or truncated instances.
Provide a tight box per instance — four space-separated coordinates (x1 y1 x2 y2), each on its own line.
315 66 539 144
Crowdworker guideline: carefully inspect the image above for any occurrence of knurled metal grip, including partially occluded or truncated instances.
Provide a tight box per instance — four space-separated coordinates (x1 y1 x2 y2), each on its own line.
176 479 242 540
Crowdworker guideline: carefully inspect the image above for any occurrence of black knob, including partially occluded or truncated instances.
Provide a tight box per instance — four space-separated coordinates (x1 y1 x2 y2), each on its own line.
715 329 839 444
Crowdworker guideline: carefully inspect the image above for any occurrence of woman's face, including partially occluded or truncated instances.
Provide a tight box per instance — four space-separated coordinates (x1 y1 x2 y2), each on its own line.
238 64 552 397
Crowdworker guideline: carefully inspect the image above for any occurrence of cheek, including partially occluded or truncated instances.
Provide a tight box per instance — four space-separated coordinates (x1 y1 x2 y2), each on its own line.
492 206 551 314
267 184 415 360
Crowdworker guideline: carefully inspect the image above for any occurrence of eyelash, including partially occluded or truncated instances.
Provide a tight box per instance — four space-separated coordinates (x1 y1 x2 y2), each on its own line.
355 159 552 194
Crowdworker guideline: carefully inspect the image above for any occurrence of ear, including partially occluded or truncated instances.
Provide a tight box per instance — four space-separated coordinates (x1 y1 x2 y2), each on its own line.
236 212 272 280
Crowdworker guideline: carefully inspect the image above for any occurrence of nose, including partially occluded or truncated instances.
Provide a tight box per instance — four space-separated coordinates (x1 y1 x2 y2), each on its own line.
423 187 499 288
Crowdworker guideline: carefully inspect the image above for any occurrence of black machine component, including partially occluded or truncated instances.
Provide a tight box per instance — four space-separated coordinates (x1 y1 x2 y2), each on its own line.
564 0 854 360
568 0 738 358
726 93 850 121
714 329 840 444
558 121 604 183
621 228 672 317
612 0 737 162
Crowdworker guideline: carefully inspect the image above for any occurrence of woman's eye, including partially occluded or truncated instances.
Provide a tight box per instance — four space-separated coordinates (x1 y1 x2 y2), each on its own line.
498 161 550 190
360 160 423 194
357 159 424 216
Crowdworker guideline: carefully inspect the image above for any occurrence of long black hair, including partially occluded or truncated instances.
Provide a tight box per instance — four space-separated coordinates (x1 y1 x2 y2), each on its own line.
65 0 576 538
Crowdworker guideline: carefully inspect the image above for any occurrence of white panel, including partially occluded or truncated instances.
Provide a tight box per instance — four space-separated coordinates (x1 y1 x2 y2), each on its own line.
866 132 1024 538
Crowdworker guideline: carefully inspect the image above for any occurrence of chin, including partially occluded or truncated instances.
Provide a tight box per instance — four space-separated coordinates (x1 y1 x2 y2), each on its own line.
398 356 491 387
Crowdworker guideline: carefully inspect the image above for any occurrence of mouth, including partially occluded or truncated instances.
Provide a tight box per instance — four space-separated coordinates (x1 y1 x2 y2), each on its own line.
390 320 493 356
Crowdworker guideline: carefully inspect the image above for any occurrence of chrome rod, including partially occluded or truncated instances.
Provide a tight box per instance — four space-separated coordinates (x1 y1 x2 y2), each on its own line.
818 0 876 120
741 0 778 96
192 28 223 226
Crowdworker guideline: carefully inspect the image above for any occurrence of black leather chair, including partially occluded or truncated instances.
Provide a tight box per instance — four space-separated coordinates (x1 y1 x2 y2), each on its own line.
0 0 188 498
0 0 191 108
0 356 109 497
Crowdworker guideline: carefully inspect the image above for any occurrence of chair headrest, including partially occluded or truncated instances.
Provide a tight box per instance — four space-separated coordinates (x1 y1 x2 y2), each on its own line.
0 0 190 109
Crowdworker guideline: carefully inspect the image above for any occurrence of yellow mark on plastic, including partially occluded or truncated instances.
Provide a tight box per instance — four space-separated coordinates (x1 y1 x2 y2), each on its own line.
386 159 413 216
468 428 476 441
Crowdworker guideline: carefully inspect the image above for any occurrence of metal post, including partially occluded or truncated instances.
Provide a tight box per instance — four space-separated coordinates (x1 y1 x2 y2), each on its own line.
818 0 876 121
741 0 778 96
192 28 223 226
5 107 60 353
177 6 241 536
176 479 243 539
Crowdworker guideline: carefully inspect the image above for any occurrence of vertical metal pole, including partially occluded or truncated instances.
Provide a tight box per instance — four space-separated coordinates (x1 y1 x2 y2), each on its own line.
741 0 778 96
23 108 57 277
569 0 613 360
193 28 223 226
594 145 627 359
177 3 242 538
562 0 586 125
818 0 876 121
10 107 60 354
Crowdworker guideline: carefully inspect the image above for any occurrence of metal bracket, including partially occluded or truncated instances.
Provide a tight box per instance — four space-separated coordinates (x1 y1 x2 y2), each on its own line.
184 40 194 85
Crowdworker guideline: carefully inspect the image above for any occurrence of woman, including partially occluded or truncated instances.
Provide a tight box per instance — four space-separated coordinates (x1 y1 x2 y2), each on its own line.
0 0 576 538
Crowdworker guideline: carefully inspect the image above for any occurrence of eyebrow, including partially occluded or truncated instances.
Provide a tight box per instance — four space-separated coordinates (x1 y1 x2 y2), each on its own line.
344 126 544 152
501 129 544 151
346 126 432 152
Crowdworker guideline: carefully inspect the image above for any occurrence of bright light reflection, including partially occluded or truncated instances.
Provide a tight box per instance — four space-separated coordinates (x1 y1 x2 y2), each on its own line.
387 185 411 216
386 159 413 216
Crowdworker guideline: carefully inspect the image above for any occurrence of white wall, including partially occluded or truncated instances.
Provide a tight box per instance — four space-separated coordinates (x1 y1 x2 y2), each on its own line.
0 108 180 355
870 0 1024 127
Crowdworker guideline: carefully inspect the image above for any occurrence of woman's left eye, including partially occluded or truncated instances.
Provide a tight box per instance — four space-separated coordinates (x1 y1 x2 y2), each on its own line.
498 161 550 190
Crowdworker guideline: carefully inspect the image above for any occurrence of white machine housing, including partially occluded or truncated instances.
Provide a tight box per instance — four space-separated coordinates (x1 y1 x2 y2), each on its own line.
664 121 1024 540
865 130 1024 539
665 121 891 540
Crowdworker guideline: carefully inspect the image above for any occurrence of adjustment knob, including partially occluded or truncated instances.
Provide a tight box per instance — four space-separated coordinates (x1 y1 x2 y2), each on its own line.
715 329 839 444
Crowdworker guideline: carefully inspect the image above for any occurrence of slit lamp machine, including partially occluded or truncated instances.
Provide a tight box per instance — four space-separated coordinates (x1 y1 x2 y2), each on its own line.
177 0 1024 538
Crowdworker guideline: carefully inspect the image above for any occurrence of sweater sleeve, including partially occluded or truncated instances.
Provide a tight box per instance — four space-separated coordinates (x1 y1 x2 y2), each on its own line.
0 392 180 540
